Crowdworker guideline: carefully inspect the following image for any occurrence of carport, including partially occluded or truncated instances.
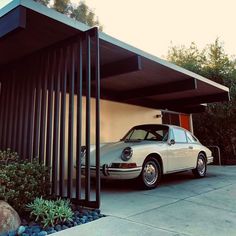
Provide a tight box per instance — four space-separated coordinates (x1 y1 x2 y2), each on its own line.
0 0 229 208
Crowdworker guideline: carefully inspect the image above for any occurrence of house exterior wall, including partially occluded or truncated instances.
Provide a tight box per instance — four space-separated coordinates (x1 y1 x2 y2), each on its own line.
67 96 162 146
64 96 162 180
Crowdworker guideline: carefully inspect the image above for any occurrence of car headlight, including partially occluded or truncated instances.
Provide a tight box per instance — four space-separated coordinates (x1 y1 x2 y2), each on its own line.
121 147 133 161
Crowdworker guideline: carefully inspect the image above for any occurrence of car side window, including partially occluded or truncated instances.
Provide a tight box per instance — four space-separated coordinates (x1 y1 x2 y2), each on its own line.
130 129 147 140
168 129 174 140
173 128 187 143
162 129 169 142
186 131 198 143
146 132 157 140
145 129 169 142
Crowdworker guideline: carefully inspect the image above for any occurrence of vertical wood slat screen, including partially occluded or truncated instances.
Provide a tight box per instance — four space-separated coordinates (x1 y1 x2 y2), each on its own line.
0 28 100 208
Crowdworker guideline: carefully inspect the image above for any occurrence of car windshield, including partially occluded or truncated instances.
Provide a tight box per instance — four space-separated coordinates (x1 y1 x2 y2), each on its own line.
121 125 169 142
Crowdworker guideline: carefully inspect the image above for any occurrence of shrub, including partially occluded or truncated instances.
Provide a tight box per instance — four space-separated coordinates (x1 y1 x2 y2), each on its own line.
0 152 50 214
27 197 74 228
0 148 19 164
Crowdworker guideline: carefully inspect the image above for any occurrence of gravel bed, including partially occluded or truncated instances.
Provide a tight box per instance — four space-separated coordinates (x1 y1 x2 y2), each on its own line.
1 208 105 236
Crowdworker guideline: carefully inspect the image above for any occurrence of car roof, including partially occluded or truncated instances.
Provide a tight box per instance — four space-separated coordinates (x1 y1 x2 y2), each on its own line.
132 124 190 132
132 124 170 129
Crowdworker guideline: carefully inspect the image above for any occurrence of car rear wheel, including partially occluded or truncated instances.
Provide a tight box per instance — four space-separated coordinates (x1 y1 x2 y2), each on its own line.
138 157 162 189
192 153 207 178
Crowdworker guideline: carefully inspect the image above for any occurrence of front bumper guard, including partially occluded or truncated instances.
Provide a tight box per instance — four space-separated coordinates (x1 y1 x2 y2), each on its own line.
82 165 142 177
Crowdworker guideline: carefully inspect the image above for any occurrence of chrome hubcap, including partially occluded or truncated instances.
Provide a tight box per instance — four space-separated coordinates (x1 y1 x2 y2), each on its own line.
197 158 206 175
143 161 158 186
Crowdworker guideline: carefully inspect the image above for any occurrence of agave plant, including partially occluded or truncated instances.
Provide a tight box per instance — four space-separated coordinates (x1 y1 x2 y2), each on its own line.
27 197 74 228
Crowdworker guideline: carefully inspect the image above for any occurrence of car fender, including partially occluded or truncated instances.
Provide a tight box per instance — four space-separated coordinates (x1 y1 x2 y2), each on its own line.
131 144 168 173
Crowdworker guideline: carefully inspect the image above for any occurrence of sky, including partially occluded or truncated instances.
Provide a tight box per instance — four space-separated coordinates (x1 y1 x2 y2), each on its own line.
1 0 236 59
71 0 236 59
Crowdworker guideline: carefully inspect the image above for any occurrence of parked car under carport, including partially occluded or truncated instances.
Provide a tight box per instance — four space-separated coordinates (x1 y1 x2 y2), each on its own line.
83 124 213 189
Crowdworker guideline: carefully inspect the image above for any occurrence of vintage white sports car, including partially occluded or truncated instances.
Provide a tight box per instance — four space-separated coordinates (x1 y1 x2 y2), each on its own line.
84 124 213 189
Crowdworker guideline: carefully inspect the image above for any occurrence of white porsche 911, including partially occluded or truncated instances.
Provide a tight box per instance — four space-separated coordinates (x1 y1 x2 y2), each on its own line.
83 124 213 189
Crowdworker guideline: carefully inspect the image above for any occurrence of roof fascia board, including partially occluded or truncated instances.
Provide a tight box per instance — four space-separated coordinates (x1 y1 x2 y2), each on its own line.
0 0 230 94
0 0 89 32
0 0 20 18
156 92 230 107
0 6 26 38
19 0 89 32
99 32 229 93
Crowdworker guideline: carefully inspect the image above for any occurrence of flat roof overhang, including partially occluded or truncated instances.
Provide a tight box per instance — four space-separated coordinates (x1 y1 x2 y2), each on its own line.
0 0 230 113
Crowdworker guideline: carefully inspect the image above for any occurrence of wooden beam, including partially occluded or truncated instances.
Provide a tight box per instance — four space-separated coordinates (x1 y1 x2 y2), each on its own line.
169 105 207 114
153 92 229 107
119 78 197 101
101 92 228 113
100 55 142 79
0 6 26 38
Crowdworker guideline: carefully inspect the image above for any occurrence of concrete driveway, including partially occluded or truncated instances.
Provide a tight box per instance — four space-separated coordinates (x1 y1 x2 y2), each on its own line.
56 166 236 236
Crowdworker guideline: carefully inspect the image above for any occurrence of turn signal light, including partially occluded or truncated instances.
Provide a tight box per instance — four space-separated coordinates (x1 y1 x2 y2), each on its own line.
111 163 137 168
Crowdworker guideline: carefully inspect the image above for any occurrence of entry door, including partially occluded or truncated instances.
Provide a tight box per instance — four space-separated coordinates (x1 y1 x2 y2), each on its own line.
180 114 191 131
167 128 192 171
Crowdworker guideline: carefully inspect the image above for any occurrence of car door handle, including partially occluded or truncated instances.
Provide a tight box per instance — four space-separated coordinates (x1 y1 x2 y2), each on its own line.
188 146 193 149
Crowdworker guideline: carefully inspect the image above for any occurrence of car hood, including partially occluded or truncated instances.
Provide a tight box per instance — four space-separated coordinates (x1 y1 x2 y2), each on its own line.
88 141 129 166
88 140 161 166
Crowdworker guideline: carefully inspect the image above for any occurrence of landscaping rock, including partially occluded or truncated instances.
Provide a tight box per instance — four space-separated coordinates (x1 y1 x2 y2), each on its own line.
61 225 68 230
0 233 8 236
0 201 21 234
93 216 99 220
8 231 16 236
95 209 100 214
38 231 48 236
17 225 26 235
0 205 104 235
54 225 61 232
49 230 57 234
79 218 86 224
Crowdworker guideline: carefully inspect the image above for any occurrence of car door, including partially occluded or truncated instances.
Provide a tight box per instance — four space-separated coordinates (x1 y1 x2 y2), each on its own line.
167 127 192 172
186 131 201 168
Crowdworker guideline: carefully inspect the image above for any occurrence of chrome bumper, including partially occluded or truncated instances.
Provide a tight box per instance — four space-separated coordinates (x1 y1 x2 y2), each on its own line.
207 156 214 164
82 165 142 180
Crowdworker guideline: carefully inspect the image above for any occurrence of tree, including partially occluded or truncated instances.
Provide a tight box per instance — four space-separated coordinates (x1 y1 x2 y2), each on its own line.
69 2 102 30
167 42 205 74
33 0 103 30
33 0 49 6
167 39 236 163
53 0 70 14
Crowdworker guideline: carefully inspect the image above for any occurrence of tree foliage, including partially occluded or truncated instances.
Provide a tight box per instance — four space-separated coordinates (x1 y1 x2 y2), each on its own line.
53 0 70 14
33 0 50 6
167 39 236 163
33 0 103 30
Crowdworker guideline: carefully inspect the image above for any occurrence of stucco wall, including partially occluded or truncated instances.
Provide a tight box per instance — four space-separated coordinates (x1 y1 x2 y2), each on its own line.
77 97 162 145
63 96 162 180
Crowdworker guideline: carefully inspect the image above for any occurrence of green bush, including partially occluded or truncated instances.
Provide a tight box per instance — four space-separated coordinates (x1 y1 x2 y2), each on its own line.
27 197 74 228
0 152 50 214
0 148 19 164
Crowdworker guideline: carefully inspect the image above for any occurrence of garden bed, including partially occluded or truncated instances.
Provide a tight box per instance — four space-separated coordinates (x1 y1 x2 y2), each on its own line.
0 149 105 236
13 208 105 236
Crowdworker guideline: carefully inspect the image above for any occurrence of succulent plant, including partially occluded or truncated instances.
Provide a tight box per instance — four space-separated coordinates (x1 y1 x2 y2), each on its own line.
27 197 74 228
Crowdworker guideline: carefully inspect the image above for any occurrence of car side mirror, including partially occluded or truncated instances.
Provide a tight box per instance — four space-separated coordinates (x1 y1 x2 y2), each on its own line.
169 139 175 145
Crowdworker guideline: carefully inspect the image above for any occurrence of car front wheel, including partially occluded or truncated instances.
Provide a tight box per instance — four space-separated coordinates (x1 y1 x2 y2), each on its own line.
138 157 162 189
192 153 207 178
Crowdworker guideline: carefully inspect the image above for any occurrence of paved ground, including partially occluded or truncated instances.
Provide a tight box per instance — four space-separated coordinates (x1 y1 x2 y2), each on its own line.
56 166 236 236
